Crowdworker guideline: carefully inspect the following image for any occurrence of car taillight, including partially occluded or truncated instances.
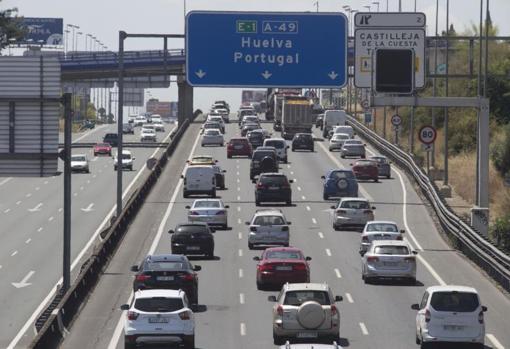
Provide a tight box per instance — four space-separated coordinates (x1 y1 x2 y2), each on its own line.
366 256 379 262
135 274 151 282
259 264 274 271
256 183 265 189
179 311 192 320
425 309 431 322
293 264 307 271
336 209 347 214
189 211 200 215
127 311 139 320
215 210 226 215
277 305 283 316
181 273 194 281
396 235 403 240
363 210 373 214
478 310 484 324
331 304 338 316
361 236 369 242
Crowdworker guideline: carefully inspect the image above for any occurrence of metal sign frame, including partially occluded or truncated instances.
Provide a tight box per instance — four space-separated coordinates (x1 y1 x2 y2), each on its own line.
354 12 426 28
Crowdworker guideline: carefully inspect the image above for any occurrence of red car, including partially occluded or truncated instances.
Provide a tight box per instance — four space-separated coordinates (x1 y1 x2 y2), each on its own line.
227 137 252 158
93 142 112 156
253 247 311 290
351 160 379 182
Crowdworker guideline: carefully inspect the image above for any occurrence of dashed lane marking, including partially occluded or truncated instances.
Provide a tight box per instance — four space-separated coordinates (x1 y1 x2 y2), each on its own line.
359 322 369 335
345 293 353 303
25 238 31 244
4 208 10 213
312 218 317 224
16 201 21 205
237 206 241 212
37 227 43 232
11 251 18 257
239 268 244 278
240 323 247 336
318 232 324 239
239 293 245 304
301 195 306 200
486 334 505 349
306 206 311 211
48 216 54 222
334 268 342 278
325 248 332 256
238 232 243 240
238 249 243 257
297 186 302 191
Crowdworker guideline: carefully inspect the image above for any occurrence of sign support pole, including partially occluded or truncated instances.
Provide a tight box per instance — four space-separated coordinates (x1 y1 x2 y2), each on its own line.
62 93 72 292
117 31 126 218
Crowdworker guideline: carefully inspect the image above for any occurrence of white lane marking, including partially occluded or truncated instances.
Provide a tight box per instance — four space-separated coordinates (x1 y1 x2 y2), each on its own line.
237 206 241 212
16 201 21 205
28 203 43 212
35 187 40 191
98 170 102 173
80 186 84 191
237 195 241 201
92 175 97 178
486 334 505 349
87 180 91 184
238 249 243 257
58 208 63 213
290 171 294 175
238 232 243 240
104 125 184 349
237 218 242 225
48 216 54 222
239 268 244 278
44 181 48 185
239 293 245 304
37 227 43 232
359 322 369 335
237 187 240 191
345 293 354 303
4 208 10 213
297 186 302 191
312 218 317 224
12 270 35 289
325 248 332 256
237 178 240 183
25 193 32 198
293 178 297 183
334 268 342 278
25 238 31 244
317 141 374 202
11 251 18 257
306 206 311 211
0 177 12 186
236 159 239 163
318 232 324 239
236 171 240 176
287 165 291 169
240 323 247 336
73 193 78 197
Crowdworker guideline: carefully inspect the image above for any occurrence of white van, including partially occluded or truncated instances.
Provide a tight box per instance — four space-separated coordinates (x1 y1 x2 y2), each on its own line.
323 110 347 138
182 165 216 198
263 138 289 163
331 125 354 139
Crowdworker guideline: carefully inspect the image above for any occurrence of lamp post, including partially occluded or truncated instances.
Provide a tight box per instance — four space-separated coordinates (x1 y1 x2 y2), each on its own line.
363 5 371 12
342 5 353 114
314 1 319 12
372 2 380 12
64 29 70 54
76 31 83 51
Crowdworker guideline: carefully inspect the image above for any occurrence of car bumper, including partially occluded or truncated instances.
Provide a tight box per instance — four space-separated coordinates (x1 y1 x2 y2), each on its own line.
94 150 111 154
354 173 378 180
365 264 416 279
71 166 88 171
324 188 358 198
378 166 391 177
172 243 213 255
258 271 308 285
342 151 365 157
248 233 288 246
141 137 156 142
188 215 227 226
228 150 251 157
421 328 485 344
273 325 339 338
256 190 291 202
124 333 194 345
329 143 343 150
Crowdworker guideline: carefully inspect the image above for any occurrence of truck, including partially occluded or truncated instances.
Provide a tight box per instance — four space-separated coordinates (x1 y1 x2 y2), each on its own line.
281 97 313 140
322 109 347 138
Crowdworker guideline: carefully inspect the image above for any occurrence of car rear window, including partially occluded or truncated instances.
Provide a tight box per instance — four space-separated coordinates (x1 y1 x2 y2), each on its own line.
371 157 387 164
146 261 186 271
121 154 132 159
176 225 209 234
260 176 288 185
265 140 285 148
230 139 247 145
266 251 302 259
253 151 275 160
249 133 264 140
194 201 220 208
345 145 365 151
355 161 375 167
253 215 285 226
340 200 369 209
283 291 330 306
72 156 86 161
430 292 480 312
366 223 398 232
296 134 312 140
330 171 355 180
134 297 184 312
373 245 410 255
205 130 220 135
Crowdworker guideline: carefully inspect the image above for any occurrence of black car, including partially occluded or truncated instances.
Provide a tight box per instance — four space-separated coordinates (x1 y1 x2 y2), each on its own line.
213 165 226 189
250 147 278 179
103 133 119 147
131 254 201 304
291 133 314 152
247 130 265 149
241 123 260 137
253 173 293 205
316 115 324 129
169 223 215 258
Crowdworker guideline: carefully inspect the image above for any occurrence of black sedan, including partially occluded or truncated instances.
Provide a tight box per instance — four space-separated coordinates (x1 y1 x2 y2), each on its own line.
253 173 293 206
169 223 215 258
291 133 314 152
131 254 201 304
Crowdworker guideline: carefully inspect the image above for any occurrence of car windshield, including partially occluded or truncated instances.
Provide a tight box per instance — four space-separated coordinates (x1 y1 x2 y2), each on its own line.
121 154 131 159
266 251 302 260
260 176 288 185
265 140 284 148
72 156 86 161
344 140 362 145
194 201 221 208
366 223 398 232
330 171 355 180
430 292 480 312
356 161 375 167
283 291 330 306
134 297 184 312
373 245 410 255
345 145 365 150
146 261 186 271
96 143 110 147
340 200 370 209
253 215 285 225
371 157 387 164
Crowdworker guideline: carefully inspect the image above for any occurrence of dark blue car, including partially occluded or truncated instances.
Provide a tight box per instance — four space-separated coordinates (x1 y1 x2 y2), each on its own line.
321 169 358 200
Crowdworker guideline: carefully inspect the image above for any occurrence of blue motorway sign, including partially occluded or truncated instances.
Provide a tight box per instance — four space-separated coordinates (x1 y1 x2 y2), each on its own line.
21 18 63 46
186 11 347 88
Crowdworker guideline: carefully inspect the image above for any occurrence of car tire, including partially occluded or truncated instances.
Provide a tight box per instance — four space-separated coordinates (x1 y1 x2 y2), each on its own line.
323 193 329 200
256 281 264 290
291 147 295 152
248 243 254 250
420 341 429 349
211 189 216 198
408 277 417 285
227 155 232 159
207 251 214 259
374 178 378 182
114 166 117 171
333 224 340 231
311 147 314 152
387 174 391 179
341 155 345 158
184 335 195 349
364 276 374 284
183 191 189 198
124 339 136 349
255 200 260 206
273 333 285 346
93 152 97 156
129 166 133 171
286 200 292 206
415 332 421 344
284 157 288 164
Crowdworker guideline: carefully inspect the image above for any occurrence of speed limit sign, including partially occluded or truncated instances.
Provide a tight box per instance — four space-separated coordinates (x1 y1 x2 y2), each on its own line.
418 125 437 145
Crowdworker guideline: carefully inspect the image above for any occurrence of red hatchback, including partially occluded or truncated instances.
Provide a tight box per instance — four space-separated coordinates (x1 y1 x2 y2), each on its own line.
253 247 311 290
227 137 252 158
93 142 112 156
351 160 379 182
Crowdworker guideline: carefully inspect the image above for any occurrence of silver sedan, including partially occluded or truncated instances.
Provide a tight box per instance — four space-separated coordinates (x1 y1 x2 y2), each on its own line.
186 199 229 229
359 220 404 255
361 240 417 284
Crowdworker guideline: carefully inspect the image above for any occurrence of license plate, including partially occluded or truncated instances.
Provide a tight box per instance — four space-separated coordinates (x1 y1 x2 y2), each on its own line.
148 317 169 323
187 246 200 251
297 332 318 338
189 184 198 188
156 276 174 281
383 262 398 267
235 145 242 149
444 325 463 331
276 266 292 271
269 186 279 190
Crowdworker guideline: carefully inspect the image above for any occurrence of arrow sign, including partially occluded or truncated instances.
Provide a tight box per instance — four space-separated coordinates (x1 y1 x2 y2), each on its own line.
12 270 35 289
28 203 43 212
328 71 338 80
81 203 95 212
261 70 272 80
195 69 206 79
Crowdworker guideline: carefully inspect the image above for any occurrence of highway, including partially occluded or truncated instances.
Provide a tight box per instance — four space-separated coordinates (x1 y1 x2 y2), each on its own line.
1 122 177 349
54 119 510 349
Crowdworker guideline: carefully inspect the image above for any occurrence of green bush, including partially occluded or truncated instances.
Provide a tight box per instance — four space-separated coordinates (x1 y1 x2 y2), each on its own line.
490 123 510 177
491 214 510 252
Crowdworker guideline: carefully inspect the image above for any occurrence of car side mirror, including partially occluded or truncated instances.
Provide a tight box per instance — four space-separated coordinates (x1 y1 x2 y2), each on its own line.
215 160 218 163
411 304 420 310
372 206 376 210
349 163 353 166
120 304 130 311
253 256 261 261
193 265 202 271
400 229 405 234
185 205 191 209
225 205 230 208
245 221 250 225
222 170 227 173
180 174 184 179
289 179 294 183
321 175 325 179
330 205 336 209
132 157 136 160
287 221 291 225
412 250 418 255
305 256 312 261
482 306 488 312
267 295 277 302
286 146 289 149
130 265 139 272
335 295 343 302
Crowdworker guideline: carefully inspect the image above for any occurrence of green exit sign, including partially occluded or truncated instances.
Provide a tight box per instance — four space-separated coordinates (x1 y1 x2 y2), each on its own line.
236 20 257 33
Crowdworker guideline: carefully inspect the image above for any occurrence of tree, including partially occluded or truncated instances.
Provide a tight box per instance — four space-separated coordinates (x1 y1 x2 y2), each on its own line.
0 3 26 50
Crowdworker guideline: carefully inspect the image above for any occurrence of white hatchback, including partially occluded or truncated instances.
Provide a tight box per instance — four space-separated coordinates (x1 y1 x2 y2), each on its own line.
122 289 195 349
331 198 375 231
359 220 405 255
412 285 487 348
201 129 224 146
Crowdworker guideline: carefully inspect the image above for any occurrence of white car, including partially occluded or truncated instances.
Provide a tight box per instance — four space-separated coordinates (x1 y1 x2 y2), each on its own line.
361 240 417 284
186 199 229 229
263 138 289 163
241 115 260 128
201 129 224 146
329 133 350 151
114 150 135 171
206 115 225 133
121 289 195 349
182 165 216 198
359 220 405 255
331 125 354 139
140 128 157 142
134 115 147 126
331 197 375 230
70 154 90 173
246 209 290 249
152 121 165 132
150 115 162 124
412 285 487 348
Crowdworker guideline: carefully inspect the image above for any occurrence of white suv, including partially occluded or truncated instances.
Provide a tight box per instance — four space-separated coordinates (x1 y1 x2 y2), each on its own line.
122 289 195 349
246 209 290 249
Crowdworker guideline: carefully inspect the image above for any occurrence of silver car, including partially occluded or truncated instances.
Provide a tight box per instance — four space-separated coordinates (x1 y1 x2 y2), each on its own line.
246 209 290 249
280 342 343 349
331 198 375 230
340 143 366 159
70 154 90 173
361 240 417 284
268 283 343 345
329 133 350 151
186 199 229 229
359 221 405 255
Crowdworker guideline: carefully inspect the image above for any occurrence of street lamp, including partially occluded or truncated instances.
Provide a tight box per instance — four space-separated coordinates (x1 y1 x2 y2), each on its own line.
76 31 83 51
86 33 93 51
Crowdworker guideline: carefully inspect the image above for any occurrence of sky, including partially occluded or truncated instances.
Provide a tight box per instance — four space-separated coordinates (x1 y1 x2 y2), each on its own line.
4 0 510 112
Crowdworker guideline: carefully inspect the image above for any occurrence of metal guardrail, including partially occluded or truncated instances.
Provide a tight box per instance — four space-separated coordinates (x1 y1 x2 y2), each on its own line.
59 142 171 149
29 118 192 349
346 115 510 292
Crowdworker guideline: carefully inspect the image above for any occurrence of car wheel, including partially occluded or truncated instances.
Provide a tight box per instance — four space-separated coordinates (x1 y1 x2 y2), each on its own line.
291 147 295 152
256 281 264 290
248 243 254 250
387 174 391 179
93 152 97 156
341 155 345 158
286 200 292 206
183 191 189 198
361 155 366 159
227 155 232 159
284 157 288 163
420 341 429 349
333 224 340 231
323 193 329 200
207 251 214 259
374 178 378 182
124 339 136 349
184 335 195 349
255 200 260 206
211 189 216 198
273 333 285 346
408 277 417 285
114 166 117 171
129 166 133 171
311 147 314 152
415 331 421 344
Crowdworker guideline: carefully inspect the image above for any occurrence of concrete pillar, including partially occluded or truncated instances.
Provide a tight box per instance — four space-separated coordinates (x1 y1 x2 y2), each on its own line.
178 77 193 124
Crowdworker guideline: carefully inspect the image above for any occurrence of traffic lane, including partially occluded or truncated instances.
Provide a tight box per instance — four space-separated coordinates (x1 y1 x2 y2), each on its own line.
58 123 202 349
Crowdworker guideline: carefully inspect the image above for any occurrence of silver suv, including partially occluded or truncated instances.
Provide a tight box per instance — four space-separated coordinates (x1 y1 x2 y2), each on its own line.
246 209 290 249
268 283 343 345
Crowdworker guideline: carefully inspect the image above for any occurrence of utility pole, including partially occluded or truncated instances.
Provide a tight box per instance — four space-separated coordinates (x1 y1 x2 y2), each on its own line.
431 0 439 167
62 93 72 292
476 0 484 204
444 0 450 185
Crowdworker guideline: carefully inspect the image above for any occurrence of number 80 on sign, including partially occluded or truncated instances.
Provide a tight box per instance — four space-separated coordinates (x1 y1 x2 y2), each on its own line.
418 125 437 145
